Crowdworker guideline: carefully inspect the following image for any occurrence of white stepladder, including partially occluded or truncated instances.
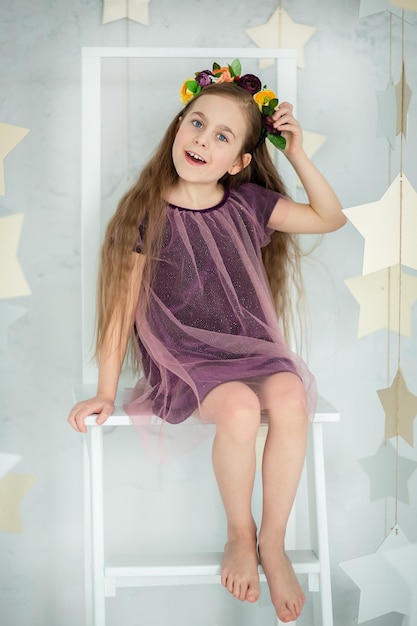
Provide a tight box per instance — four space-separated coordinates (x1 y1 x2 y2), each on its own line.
77 46 340 625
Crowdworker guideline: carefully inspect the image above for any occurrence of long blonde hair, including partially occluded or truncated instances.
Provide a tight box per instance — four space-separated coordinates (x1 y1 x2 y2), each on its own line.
96 83 303 360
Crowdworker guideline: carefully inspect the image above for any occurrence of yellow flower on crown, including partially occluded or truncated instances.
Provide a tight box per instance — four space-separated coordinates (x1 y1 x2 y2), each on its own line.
180 80 196 104
253 89 278 112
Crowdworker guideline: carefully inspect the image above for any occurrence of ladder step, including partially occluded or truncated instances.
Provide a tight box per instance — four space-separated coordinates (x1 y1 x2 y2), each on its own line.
103 550 320 591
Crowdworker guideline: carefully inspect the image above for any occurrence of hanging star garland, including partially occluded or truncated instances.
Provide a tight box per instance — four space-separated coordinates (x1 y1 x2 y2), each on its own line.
345 265 417 338
343 174 417 275
360 0 417 22
102 0 151 25
340 525 412 622
0 214 31 299
395 64 412 137
376 80 397 148
0 123 30 196
359 441 417 503
377 369 417 447
245 6 316 69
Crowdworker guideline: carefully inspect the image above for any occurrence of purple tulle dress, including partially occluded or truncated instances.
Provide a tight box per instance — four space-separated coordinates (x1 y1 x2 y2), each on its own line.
124 183 316 432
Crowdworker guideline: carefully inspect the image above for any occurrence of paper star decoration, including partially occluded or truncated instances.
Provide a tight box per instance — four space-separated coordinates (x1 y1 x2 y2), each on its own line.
343 174 417 275
360 0 417 23
0 303 27 350
102 0 151 25
340 525 412 622
376 80 397 148
385 542 417 623
0 472 37 533
0 214 31 299
345 265 417 337
378 369 417 447
395 65 412 137
245 7 316 69
359 441 417 502
0 123 30 196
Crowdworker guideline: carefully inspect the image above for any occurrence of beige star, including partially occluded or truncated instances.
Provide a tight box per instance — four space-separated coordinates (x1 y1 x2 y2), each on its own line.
245 7 316 69
0 123 30 196
102 0 150 25
343 174 417 275
0 214 31 299
345 265 417 337
378 369 417 447
395 64 412 137
390 0 417 11
0 473 37 533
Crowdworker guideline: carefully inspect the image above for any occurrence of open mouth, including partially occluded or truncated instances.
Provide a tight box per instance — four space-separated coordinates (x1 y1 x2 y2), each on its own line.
185 151 206 165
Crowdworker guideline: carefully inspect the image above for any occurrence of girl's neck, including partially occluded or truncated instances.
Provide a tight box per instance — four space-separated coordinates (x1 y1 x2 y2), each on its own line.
167 180 225 210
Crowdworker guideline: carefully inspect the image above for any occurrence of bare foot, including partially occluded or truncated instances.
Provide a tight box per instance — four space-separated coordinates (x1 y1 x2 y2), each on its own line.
221 535 260 603
259 542 305 622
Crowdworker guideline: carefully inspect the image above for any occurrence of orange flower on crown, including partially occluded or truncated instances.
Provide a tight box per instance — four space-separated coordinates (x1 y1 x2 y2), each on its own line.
253 89 278 112
213 66 233 84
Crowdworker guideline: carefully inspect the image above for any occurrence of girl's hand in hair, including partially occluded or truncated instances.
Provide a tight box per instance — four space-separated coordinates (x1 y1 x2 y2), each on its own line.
271 102 303 157
67 394 115 433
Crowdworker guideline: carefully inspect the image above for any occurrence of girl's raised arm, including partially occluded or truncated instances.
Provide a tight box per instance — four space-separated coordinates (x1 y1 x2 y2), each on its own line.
67 252 145 433
267 102 346 235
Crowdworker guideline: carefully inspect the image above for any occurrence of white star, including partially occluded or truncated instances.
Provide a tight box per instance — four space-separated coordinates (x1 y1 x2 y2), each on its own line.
359 441 417 502
376 80 397 148
343 174 417 275
385 542 417 623
340 525 412 622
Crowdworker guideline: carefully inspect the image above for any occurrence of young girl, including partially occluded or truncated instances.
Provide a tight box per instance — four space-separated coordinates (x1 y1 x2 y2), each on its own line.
68 61 345 623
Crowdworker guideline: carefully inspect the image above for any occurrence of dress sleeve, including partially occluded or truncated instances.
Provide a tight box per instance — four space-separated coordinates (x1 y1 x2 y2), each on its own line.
237 183 283 247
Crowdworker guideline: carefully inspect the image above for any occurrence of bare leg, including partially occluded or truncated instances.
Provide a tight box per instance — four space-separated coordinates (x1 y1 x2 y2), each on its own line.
200 382 261 603
258 372 309 623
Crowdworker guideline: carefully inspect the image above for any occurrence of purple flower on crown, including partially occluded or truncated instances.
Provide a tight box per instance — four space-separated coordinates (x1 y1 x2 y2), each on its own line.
195 70 214 87
236 74 262 95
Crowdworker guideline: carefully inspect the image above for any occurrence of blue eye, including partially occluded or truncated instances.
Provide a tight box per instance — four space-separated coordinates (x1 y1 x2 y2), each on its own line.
192 119 203 128
217 133 228 142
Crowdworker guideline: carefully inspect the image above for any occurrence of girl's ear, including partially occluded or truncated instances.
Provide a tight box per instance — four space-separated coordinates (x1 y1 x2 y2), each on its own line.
228 152 252 176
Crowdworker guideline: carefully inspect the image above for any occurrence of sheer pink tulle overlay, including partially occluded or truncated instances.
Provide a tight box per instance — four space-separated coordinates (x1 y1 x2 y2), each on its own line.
124 183 316 457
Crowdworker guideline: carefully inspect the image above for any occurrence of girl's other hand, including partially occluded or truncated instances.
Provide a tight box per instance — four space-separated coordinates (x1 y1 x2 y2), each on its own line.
67 394 115 433
271 102 303 157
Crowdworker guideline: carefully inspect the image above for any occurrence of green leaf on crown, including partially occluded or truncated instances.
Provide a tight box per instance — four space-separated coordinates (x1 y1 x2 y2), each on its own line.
185 80 201 95
267 133 286 150
230 58 241 77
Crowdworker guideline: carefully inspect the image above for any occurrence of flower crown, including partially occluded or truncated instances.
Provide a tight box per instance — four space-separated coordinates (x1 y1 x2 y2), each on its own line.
179 58 286 151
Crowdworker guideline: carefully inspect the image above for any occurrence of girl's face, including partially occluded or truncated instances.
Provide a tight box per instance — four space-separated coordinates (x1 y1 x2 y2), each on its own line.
172 94 252 186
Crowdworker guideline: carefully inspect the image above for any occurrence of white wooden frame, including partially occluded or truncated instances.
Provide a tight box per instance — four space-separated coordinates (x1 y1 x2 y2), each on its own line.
79 47 337 626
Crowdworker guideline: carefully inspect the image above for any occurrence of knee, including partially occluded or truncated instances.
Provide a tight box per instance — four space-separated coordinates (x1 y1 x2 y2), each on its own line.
264 374 308 425
211 386 261 442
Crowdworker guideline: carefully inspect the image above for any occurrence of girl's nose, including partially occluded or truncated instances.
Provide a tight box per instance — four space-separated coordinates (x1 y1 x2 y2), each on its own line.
194 133 207 147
